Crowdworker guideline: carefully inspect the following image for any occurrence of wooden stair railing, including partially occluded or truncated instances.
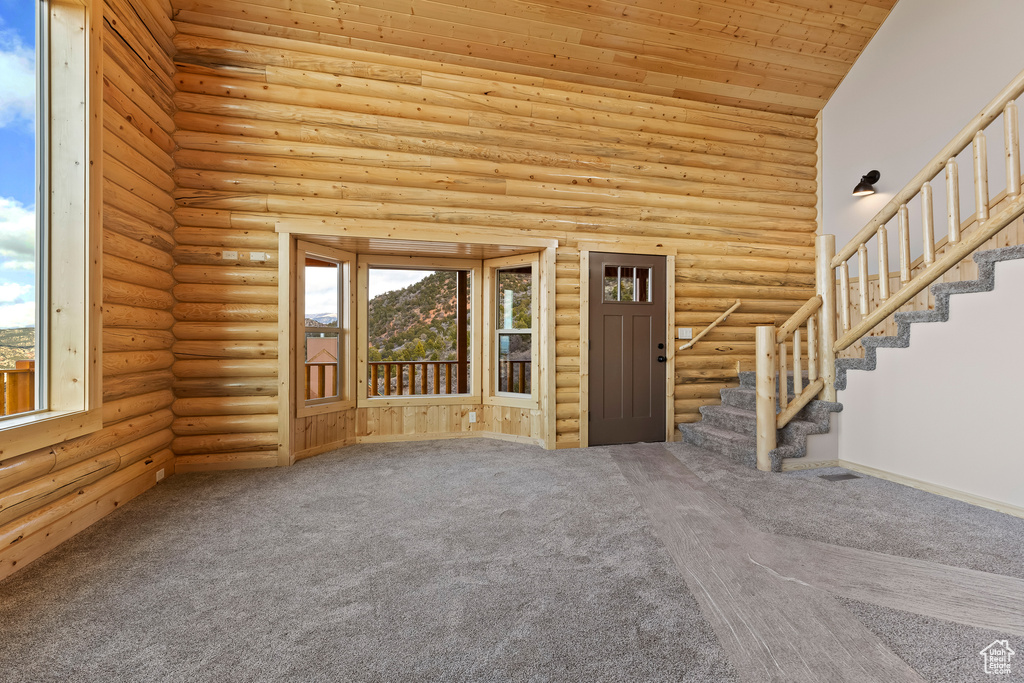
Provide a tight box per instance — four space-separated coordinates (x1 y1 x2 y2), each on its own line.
754 68 1024 472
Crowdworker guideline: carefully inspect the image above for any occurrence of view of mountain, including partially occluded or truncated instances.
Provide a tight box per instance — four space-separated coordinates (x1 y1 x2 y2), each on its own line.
367 271 460 362
362 269 532 365
0 327 35 370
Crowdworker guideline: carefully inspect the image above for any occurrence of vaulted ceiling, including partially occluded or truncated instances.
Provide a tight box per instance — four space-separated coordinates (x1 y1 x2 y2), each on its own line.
174 0 899 117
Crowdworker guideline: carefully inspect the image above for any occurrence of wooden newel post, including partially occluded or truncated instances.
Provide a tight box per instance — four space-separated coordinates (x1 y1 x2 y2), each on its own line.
755 325 777 472
816 235 837 402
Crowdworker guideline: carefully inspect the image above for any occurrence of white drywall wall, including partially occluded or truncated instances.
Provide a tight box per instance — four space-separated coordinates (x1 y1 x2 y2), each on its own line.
838 257 1024 511
822 0 1024 275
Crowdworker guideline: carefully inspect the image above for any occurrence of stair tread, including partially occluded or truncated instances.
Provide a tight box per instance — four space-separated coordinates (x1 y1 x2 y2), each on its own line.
684 423 755 445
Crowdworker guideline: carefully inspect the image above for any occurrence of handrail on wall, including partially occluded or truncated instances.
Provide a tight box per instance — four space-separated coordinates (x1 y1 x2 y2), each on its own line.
678 299 741 351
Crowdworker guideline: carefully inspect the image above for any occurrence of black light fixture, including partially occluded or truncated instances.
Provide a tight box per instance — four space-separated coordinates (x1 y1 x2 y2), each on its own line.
852 170 881 197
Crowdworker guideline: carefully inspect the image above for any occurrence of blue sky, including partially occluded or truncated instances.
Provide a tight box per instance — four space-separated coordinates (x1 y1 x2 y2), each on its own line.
0 0 37 330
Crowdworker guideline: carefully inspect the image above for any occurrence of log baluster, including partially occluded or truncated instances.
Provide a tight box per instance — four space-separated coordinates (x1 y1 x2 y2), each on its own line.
370 363 379 397
432 362 440 394
974 131 989 223
1007 101 1021 198
445 363 452 394
384 364 392 396
946 160 961 245
793 330 803 397
778 340 788 412
807 316 818 383
922 181 936 265
877 225 890 301
898 204 912 283
839 261 852 333
857 244 869 315
420 363 428 394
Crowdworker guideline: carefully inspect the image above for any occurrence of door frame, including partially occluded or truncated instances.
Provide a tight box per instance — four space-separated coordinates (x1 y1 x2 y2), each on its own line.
579 241 676 448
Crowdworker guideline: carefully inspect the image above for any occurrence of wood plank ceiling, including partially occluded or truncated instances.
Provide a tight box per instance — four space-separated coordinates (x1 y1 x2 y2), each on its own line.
173 0 898 116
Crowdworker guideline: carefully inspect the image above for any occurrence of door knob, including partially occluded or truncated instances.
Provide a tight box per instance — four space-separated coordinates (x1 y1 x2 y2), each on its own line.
657 355 667 363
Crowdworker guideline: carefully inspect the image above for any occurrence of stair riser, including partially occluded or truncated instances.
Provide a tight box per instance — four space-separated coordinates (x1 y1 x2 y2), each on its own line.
679 425 756 466
700 406 757 437
720 387 823 423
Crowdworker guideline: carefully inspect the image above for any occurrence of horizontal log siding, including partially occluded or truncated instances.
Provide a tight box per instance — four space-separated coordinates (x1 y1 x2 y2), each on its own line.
0 0 177 580
169 19 817 445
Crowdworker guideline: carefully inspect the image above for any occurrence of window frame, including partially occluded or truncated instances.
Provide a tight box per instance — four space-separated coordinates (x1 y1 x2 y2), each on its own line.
294 241 355 418
356 255 482 407
0 0 102 460
483 254 539 410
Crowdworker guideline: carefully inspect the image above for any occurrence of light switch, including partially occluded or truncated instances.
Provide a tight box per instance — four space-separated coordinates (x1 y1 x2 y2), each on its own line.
678 327 693 340
222 250 238 260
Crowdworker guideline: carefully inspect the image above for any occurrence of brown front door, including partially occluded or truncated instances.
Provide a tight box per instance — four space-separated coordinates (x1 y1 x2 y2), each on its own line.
588 253 667 446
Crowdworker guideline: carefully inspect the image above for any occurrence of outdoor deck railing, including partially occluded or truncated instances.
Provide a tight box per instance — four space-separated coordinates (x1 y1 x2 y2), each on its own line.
305 361 338 400
498 360 531 394
368 361 461 396
1 360 35 417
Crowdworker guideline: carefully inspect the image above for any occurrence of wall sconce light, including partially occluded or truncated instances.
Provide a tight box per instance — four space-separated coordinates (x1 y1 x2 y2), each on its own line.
852 170 881 197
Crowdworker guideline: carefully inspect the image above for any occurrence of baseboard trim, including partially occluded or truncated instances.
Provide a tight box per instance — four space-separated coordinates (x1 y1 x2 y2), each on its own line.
174 452 280 473
781 459 840 472
0 451 173 582
294 439 354 462
355 431 544 447
839 460 1024 519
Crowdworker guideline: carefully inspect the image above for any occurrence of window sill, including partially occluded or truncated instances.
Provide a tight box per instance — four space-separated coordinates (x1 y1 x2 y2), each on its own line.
0 408 103 460
358 394 481 408
484 394 539 411
296 400 356 418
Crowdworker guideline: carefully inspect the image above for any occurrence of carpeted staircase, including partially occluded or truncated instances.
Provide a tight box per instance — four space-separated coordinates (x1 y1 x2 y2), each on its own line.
681 244 1024 471
679 372 842 472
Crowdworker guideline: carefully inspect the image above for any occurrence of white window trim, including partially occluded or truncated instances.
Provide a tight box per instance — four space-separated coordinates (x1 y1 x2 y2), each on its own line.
0 0 102 460
356 255 482 407
483 253 539 411
294 241 355 418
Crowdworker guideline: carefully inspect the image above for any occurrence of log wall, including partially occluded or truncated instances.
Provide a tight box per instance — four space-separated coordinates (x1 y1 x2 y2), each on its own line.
169 13 819 452
0 0 177 580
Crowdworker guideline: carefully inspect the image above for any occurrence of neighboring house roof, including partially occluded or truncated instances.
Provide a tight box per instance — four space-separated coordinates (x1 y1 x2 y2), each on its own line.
306 338 338 363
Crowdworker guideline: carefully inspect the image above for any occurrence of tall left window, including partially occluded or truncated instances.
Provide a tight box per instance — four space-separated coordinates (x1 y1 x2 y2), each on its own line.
0 1 42 417
296 241 354 413
0 0 101 457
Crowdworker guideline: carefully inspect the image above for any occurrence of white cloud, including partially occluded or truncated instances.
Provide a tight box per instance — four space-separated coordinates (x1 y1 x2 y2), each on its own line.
0 281 30 303
304 265 339 318
0 301 35 328
0 196 35 263
0 29 35 129
0 260 32 270
369 269 433 299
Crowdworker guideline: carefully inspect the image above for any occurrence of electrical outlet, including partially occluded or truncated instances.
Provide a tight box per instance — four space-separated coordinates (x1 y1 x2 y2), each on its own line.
155 468 165 482
678 327 693 340
249 251 267 262
469 411 477 423
222 250 238 260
